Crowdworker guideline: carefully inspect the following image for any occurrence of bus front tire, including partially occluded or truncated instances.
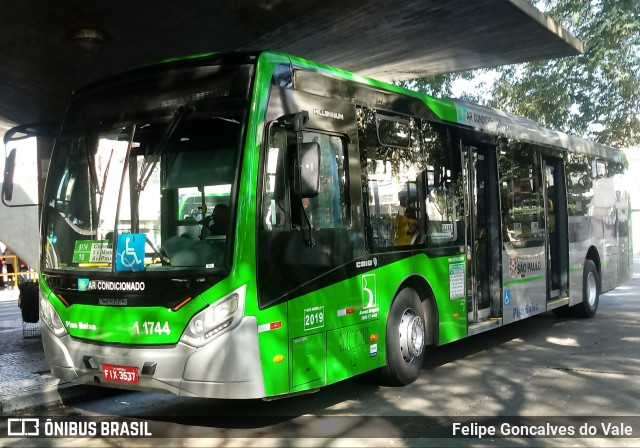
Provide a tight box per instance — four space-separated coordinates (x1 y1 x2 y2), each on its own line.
379 288 426 386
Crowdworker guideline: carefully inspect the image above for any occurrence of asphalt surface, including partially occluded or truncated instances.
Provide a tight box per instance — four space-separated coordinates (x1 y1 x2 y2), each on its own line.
0 258 638 448
0 286 101 416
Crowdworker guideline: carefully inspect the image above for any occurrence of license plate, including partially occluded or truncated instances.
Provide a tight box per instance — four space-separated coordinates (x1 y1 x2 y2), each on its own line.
102 364 139 383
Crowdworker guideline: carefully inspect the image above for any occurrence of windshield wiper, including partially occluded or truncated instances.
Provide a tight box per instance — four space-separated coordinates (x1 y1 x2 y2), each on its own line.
131 106 194 234
137 105 194 193
96 148 114 218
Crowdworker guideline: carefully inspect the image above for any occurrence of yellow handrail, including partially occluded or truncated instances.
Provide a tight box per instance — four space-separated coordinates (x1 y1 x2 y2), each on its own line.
1 255 36 288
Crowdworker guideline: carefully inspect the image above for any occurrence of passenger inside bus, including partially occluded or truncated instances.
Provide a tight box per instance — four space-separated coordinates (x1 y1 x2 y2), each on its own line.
393 206 419 246
547 185 555 233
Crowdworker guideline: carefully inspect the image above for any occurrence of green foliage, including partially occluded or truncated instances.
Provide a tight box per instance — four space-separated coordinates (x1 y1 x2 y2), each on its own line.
400 0 640 148
491 0 639 148
396 73 467 97
395 71 489 105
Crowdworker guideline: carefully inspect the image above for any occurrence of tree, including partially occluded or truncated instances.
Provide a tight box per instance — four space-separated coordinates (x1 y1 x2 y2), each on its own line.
491 0 640 148
401 0 640 148
396 73 470 98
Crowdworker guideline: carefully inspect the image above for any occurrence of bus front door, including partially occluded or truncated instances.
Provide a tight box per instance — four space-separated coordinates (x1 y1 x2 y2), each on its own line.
543 157 569 301
464 143 502 328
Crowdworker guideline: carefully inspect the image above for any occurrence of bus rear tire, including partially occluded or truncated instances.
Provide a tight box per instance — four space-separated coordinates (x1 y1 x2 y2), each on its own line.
553 260 600 318
379 288 426 386
572 259 599 318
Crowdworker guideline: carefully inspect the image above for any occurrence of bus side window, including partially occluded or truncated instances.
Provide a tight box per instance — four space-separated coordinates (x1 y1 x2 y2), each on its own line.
357 106 427 249
499 142 545 247
422 122 464 248
263 126 291 230
301 132 348 229
566 152 592 218
263 126 348 231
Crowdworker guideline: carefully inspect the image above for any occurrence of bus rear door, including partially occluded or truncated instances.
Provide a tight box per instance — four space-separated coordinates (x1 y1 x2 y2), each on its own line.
543 156 569 303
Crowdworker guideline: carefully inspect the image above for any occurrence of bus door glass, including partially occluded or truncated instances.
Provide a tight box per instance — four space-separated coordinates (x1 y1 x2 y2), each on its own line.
498 142 547 324
463 143 501 324
543 156 569 300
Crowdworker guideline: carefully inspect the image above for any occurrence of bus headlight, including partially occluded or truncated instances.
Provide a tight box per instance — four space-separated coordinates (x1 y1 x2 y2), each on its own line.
180 285 246 347
39 290 68 337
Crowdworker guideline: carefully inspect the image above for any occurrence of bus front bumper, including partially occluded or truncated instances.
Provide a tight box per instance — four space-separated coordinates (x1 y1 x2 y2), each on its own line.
40 316 266 399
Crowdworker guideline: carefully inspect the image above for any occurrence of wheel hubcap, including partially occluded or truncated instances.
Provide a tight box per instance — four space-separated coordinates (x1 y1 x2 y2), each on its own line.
586 271 597 307
399 308 425 363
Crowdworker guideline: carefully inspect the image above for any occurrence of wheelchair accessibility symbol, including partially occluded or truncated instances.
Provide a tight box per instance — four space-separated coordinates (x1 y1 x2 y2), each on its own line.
503 289 511 306
116 233 145 271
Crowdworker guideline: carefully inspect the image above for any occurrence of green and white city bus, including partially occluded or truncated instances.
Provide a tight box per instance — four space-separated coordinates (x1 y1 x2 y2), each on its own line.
28 51 631 398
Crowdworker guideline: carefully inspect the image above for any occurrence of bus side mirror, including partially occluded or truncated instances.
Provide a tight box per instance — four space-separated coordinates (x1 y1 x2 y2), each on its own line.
2 148 16 203
2 122 58 207
294 141 321 198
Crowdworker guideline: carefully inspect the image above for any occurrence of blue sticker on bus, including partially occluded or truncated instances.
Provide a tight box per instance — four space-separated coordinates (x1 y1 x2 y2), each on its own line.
503 289 511 306
116 234 145 272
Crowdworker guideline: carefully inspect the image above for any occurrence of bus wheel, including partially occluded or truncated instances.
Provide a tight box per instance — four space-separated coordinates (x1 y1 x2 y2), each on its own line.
568 259 599 318
380 288 426 386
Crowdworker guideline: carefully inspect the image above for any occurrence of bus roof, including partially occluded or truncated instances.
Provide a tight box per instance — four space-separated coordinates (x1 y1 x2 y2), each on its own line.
280 51 624 164
69 50 624 165
445 98 624 162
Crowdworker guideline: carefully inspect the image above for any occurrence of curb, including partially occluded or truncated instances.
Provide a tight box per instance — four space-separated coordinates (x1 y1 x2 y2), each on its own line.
0 382 105 416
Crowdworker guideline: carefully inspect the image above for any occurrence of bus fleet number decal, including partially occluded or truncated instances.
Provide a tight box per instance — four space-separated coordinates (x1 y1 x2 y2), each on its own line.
133 321 171 336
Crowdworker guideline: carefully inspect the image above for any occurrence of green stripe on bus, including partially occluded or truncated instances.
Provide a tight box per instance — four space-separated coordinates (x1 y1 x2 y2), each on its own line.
503 274 545 286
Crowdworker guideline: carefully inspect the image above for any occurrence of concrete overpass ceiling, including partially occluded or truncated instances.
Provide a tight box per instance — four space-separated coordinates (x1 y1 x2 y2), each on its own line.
0 0 582 134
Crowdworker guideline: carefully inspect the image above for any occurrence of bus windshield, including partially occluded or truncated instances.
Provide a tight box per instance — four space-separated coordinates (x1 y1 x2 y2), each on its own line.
43 103 247 273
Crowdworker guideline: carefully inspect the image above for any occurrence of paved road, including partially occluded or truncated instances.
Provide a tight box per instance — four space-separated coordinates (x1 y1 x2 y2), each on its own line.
1 263 639 447
0 291 54 404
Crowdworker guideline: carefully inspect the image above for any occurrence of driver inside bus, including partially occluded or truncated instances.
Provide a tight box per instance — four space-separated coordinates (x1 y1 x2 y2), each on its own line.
203 204 229 237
